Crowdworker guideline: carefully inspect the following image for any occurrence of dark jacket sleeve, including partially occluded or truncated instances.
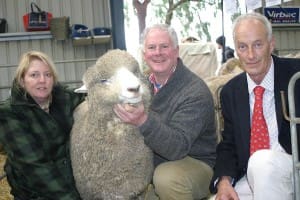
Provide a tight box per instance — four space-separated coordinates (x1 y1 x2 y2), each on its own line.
209 82 243 193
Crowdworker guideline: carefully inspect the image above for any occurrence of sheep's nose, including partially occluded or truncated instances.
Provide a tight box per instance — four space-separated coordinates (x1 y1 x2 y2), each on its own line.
127 85 140 93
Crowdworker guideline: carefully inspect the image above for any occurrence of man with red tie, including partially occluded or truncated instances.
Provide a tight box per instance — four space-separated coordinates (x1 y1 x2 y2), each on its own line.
209 12 300 200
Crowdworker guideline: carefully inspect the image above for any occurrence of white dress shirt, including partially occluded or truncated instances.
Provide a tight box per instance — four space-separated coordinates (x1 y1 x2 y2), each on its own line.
247 58 285 153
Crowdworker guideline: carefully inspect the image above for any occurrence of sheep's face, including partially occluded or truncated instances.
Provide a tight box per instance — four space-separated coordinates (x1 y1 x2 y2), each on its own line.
96 67 145 105
77 49 151 111
114 67 144 104
85 66 148 113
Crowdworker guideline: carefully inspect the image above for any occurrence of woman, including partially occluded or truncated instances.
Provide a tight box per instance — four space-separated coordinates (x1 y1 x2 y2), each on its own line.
0 51 85 199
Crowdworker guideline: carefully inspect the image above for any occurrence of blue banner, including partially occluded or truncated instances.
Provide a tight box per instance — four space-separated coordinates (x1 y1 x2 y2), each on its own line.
264 7 300 25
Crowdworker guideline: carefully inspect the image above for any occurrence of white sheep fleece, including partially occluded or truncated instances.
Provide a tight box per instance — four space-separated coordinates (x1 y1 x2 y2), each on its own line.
70 49 154 200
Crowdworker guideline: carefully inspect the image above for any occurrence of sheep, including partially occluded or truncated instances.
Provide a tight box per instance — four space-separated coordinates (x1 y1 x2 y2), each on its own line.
205 58 244 142
70 49 154 200
0 154 12 200
217 57 243 76
205 73 241 142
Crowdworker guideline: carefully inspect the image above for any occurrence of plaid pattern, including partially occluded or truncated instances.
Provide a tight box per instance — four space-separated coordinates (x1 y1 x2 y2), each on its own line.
149 73 161 94
0 81 85 200
148 66 176 95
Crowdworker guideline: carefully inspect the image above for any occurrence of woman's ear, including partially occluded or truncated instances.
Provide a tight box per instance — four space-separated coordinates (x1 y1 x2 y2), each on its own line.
20 78 25 88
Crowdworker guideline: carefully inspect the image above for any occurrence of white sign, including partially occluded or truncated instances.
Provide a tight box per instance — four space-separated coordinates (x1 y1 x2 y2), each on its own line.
245 0 262 11
266 0 281 7
224 0 238 14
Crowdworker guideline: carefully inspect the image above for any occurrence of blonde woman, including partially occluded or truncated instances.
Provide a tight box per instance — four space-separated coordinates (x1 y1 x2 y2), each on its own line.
0 51 85 200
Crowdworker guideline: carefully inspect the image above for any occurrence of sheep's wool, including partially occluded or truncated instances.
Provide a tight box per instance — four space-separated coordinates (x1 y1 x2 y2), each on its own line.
70 49 153 200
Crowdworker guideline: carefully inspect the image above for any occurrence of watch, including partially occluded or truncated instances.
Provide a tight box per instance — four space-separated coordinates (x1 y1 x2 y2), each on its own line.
214 176 235 188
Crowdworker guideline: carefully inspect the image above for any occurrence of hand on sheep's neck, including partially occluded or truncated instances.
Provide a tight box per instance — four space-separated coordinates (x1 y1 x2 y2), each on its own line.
113 103 147 127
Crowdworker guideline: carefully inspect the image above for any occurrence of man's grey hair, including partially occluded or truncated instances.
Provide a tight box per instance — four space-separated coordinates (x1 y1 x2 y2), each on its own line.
140 24 178 52
232 12 273 41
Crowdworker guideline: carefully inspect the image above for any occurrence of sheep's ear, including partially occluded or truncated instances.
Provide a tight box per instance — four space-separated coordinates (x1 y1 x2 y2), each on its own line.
74 84 87 93
80 64 97 91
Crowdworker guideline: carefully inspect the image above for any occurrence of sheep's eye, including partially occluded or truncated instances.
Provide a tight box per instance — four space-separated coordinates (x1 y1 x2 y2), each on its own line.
99 79 112 85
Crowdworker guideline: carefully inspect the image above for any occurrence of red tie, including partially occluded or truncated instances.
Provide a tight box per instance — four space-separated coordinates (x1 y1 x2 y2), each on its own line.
250 86 270 155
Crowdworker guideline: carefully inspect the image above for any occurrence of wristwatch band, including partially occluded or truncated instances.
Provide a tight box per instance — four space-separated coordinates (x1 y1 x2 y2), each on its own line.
214 176 235 188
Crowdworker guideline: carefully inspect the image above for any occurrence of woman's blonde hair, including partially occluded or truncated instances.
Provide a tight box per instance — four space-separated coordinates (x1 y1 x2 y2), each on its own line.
14 51 58 88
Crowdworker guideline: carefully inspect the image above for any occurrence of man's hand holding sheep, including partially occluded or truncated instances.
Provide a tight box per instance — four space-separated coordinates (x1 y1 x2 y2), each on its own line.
114 103 148 126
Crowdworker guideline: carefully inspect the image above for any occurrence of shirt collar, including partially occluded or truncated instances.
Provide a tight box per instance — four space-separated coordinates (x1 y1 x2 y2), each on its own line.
149 66 177 94
247 57 274 94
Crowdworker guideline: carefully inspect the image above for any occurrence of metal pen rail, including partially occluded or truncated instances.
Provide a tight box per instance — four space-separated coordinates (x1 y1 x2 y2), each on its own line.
281 71 300 200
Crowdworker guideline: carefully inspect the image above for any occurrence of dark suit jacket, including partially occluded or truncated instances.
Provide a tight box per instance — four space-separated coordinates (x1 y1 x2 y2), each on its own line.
210 55 300 193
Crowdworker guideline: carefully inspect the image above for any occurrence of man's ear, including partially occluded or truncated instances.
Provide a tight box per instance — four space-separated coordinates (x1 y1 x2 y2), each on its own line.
270 36 276 53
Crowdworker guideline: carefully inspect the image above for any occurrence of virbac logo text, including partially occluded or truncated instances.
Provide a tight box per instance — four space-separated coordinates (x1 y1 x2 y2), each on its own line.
267 11 297 18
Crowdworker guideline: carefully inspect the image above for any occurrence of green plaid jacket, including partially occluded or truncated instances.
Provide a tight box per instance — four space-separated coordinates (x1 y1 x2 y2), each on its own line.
0 81 85 200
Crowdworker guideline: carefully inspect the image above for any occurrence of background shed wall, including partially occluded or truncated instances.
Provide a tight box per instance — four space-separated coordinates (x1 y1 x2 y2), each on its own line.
270 1 300 56
0 0 112 101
